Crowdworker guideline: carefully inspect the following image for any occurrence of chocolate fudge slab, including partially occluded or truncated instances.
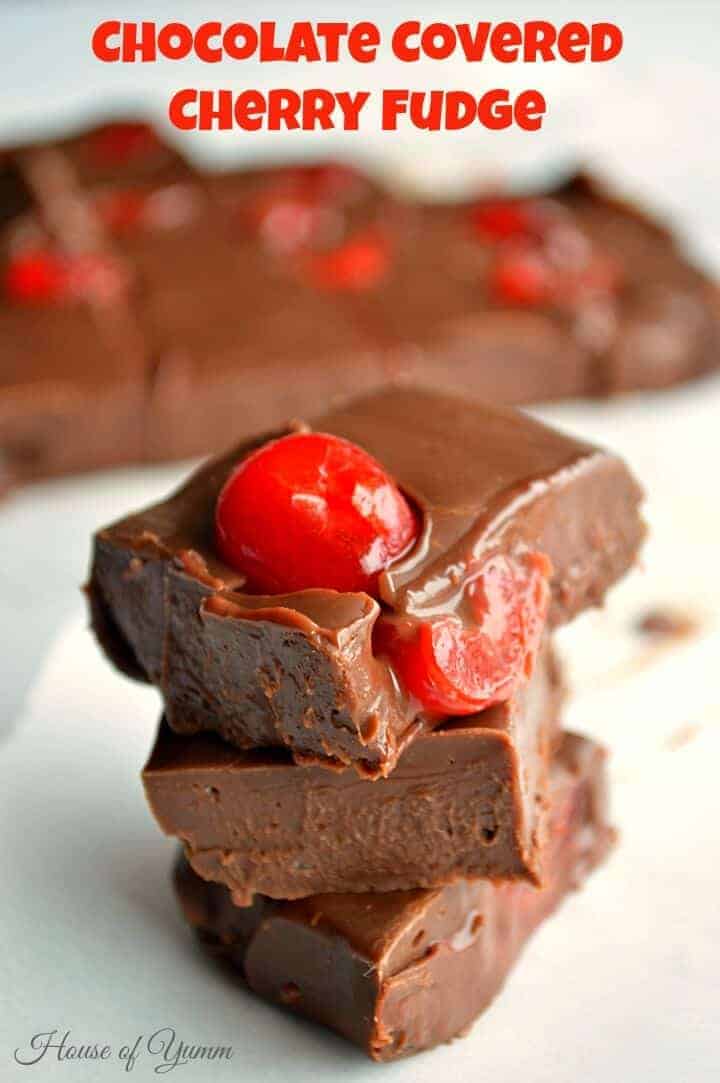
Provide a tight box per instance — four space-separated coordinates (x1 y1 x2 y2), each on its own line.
144 647 560 900
173 732 613 1061
89 387 644 773
371 173 719 402
2 116 719 492
140 167 720 464
51 119 191 189
0 122 190 488
555 174 720 393
121 164 400 463
0 176 147 485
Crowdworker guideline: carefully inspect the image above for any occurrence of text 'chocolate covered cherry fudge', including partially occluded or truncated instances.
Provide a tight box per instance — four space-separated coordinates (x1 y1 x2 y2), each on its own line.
89 387 644 776
144 645 561 899
3 117 719 492
174 732 614 1061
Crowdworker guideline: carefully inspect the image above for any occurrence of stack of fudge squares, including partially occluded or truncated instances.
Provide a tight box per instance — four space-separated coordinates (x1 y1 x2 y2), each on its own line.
3 117 718 494
88 386 645 1061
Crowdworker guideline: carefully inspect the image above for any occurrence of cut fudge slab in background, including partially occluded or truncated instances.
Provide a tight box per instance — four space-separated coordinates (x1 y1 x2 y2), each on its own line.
144 645 561 900
2 118 719 492
89 388 644 774
0 158 147 487
173 732 614 1061
50 119 192 188
102 165 397 463
372 173 720 401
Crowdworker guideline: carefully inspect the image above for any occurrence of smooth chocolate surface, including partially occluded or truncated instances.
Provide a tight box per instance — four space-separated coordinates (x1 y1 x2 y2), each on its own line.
90 387 644 774
0 137 148 484
2 118 718 492
173 732 614 1061
144 647 561 899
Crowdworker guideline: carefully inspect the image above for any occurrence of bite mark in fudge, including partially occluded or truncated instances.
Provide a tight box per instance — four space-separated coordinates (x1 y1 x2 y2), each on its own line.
144 645 561 899
173 732 614 1061
88 388 644 774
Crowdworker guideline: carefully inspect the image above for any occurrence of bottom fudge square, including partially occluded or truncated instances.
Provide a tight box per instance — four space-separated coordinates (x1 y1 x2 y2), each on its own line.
173 732 613 1061
144 648 561 899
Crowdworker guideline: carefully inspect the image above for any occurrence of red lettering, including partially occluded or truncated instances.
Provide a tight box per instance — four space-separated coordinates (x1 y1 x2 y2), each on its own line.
392 21 420 62
258 22 284 62
445 92 478 130
287 22 322 63
234 91 266 131
315 22 347 62
336 91 370 130
455 23 491 61
223 24 257 60
121 21 157 62
267 90 302 131
157 23 193 61
91 20 120 62
479 90 513 131
491 22 522 62
422 23 456 60
524 21 557 62
515 90 546 131
382 89 410 128
168 89 197 131
194 22 223 63
591 23 623 61
349 22 381 63
302 90 335 130
558 22 589 62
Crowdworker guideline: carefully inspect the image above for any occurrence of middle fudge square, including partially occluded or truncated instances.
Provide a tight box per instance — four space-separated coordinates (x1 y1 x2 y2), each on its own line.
143 646 561 900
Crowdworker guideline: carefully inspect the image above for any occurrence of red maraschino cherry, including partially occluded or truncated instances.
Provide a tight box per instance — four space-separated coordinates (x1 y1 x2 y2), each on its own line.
4 249 67 303
374 551 551 715
4 248 126 305
215 432 418 595
306 230 391 290
87 122 159 165
471 198 544 242
489 246 555 306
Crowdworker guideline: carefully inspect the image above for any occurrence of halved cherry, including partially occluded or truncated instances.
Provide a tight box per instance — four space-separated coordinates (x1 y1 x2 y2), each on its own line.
95 190 149 233
87 122 160 165
305 230 391 290
374 552 551 715
4 249 67 303
243 164 365 255
471 199 545 242
245 192 337 255
95 183 200 235
215 432 418 595
4 248 126 305
489 246 556 306
285 162 366 202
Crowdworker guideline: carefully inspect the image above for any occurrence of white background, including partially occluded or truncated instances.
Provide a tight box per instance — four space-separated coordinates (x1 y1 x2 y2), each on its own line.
1 2 719 1080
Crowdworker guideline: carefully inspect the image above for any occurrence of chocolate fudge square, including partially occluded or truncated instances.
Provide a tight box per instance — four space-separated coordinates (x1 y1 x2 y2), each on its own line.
173 731 614 1061
144 644 561 899
88 388 644 775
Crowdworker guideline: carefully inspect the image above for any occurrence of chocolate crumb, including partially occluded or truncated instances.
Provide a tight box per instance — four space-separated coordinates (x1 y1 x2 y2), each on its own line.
635 608 699 641
280 981 301 1005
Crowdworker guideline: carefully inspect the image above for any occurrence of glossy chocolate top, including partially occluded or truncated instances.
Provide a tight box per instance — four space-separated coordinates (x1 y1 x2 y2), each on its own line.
104 386 644 627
